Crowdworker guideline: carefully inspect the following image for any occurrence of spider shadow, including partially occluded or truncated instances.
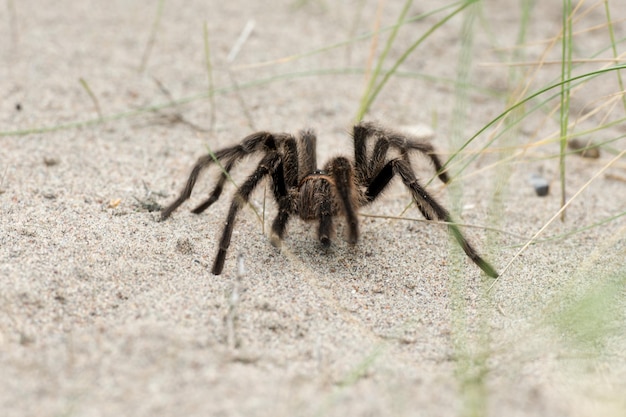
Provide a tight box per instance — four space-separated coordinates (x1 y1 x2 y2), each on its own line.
268 220 380 278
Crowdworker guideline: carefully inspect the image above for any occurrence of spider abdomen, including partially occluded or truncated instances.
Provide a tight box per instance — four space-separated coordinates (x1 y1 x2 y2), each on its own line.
294 174 340 221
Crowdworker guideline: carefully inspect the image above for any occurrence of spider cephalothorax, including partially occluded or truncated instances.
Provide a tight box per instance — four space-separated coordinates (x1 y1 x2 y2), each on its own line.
161 121 498 277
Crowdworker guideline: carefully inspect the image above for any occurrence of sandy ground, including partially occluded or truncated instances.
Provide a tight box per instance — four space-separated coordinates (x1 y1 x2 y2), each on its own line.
1 1 625 416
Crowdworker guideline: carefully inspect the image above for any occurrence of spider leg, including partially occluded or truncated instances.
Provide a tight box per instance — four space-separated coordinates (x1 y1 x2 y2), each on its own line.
280 134 299 188
161 131 279 220
353 121 449 184
369 158 498 278
297 129 318 181
206 134 299 248
367 136 391 183
326 157 359 244
353 122 371 182
363 160 394 204
269 206 291 247
386 132 449 183
269 154 293 247
317 180 334 247
190 156 237 214
212 152 281 275
161 150 228 219
264 134 299 247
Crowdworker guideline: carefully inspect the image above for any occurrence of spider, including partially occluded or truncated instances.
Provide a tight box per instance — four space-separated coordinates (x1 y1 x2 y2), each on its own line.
160 121 498 278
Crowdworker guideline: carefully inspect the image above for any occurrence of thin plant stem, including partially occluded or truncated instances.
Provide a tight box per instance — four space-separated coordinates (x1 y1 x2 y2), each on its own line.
7 0 18 49
442 64 626 179
355 1 475 121
78 78 103 120
489 149 626 291
356 0 412 122
203 22 217 131
362 0 386 86
603 0 626 112
558 0 573 220
4 64 625 140
139 0 165 73
227 20 257 131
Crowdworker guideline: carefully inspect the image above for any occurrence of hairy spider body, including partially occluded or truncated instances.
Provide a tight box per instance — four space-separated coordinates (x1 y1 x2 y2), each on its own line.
161 121 498 278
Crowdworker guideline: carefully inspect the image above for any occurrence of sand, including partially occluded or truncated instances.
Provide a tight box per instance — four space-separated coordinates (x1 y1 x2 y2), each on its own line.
1 1 625 416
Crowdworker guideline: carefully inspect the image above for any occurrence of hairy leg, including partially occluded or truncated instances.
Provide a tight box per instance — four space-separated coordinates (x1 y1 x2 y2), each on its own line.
312 179 334 247
326 157 359 244
367 137 391 183
161 131 278 220
352 123 371 182
280 134 300 188
161 153 215 220
354 121 449 184
297 129 318 181
212 152 280 275
190 156 237 214
269 158 293 247
368 158 498 278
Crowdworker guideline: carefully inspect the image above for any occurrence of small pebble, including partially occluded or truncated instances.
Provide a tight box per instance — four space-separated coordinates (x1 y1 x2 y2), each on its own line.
43 157 60 167
529 173 549 197
568 138 600 159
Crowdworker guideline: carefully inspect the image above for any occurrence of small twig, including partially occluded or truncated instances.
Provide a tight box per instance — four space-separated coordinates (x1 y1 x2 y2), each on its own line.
227 72 256 131
362 0 385 88
226 254 245 350
227 20 257 131
138 0 165 72
132 181 168 213
314 333 323 372
153 77 175 101
7 0 19 50
78 78 103 119
605 172 626 183
203 22 217 131
227 20 255 63
359 212 528 240
151 77 209 132
0 165 9 193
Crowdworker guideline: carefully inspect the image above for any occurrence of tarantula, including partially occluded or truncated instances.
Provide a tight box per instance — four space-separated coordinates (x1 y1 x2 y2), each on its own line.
161 121 498 278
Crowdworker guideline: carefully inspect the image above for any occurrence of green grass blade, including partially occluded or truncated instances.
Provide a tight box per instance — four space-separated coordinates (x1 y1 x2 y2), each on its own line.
355 0 413 122
203 22 217 131
603 0 626 112
78 77 103 119
356 0 476 121
442 64 626 179
138 0 165 73
558 0 573 220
